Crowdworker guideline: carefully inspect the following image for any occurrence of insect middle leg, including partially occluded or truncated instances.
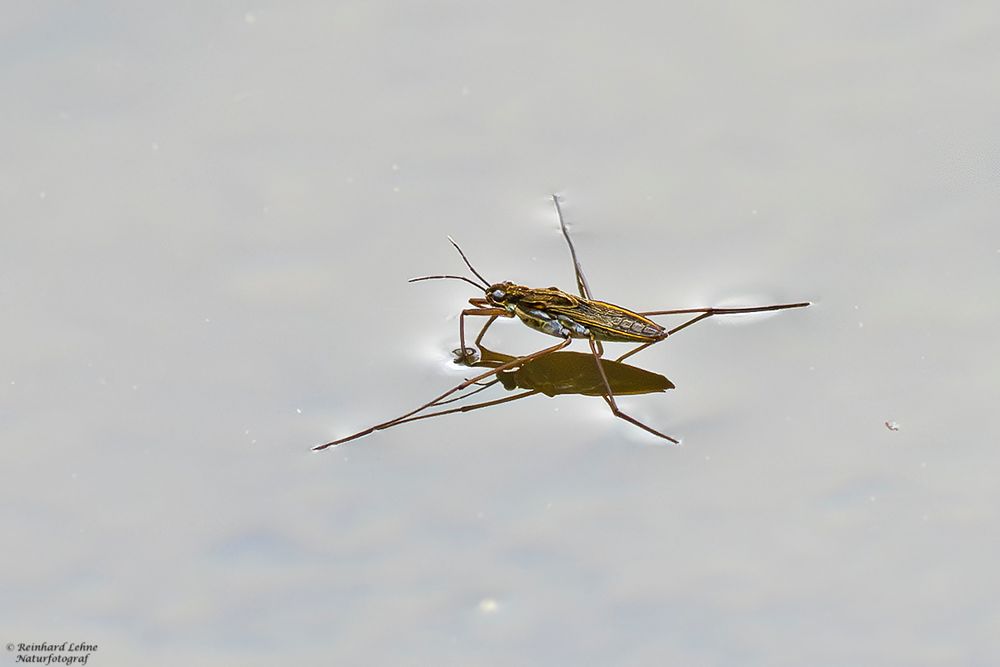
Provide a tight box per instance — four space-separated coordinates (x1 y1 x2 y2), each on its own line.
552 194 604 357
374 389 541 430
585 337 680 444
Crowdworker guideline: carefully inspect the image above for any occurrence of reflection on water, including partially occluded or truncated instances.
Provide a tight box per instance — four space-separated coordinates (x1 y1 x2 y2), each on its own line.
313 339 675 449
455 343 673 397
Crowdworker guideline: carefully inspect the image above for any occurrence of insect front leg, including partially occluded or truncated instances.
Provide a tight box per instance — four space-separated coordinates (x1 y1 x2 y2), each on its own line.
458 301 511 364
474 316 498 345
453 314 501 366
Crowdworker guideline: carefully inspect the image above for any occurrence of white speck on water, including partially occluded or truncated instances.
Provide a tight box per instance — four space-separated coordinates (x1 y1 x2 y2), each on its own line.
808 365 815 371
461 85 470 96
39 191 47 200
346 176 354 184
704 455 711 461
131 384 139 391
751 209 758 215
391 163 399 171
920 461 927 468
204 318 211 323
858 321 864 328
478 598 498 614
869 495 876 502
296 408 302 414
71 472 78 480
393 186 400 193
244 12 256 24
853 305 859 310
476 511 484 519
151 142 159 152
546 502 552 510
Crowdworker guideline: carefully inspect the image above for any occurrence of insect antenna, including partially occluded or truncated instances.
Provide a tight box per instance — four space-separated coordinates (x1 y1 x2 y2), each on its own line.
408 274 486 291
446 236 491 289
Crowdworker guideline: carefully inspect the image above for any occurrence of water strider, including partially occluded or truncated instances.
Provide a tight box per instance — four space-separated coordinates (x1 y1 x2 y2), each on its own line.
314 196 809 450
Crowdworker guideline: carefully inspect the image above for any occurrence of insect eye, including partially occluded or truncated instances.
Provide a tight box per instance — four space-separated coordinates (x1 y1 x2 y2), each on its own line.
491 289 506 301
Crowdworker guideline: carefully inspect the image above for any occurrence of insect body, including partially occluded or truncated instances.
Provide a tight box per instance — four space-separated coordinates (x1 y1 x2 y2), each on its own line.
314 195 809 450
484 282 665 342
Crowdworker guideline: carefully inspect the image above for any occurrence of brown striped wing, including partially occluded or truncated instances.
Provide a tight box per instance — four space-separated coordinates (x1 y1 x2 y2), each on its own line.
544 297 666 343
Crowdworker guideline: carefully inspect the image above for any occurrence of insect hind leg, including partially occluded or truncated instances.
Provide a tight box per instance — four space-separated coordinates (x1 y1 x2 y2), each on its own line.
600 395 680 444
587 337 679 444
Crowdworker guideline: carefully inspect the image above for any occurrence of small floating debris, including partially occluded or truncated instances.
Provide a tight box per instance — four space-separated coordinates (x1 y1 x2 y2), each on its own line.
885 420 899 431
477 598 499 614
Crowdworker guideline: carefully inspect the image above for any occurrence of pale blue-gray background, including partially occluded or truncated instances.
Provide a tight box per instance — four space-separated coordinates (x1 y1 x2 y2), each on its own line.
2 2 999 666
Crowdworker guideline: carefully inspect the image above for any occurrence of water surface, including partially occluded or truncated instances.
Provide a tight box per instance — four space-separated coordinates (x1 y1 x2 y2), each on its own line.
2 3 999 665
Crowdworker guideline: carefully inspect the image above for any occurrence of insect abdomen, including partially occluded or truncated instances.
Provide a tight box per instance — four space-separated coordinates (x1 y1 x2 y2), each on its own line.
577 301 665 342
515 305 592 339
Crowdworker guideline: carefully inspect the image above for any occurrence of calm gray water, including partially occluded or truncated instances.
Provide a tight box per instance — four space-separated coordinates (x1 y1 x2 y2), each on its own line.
3 3 999 666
